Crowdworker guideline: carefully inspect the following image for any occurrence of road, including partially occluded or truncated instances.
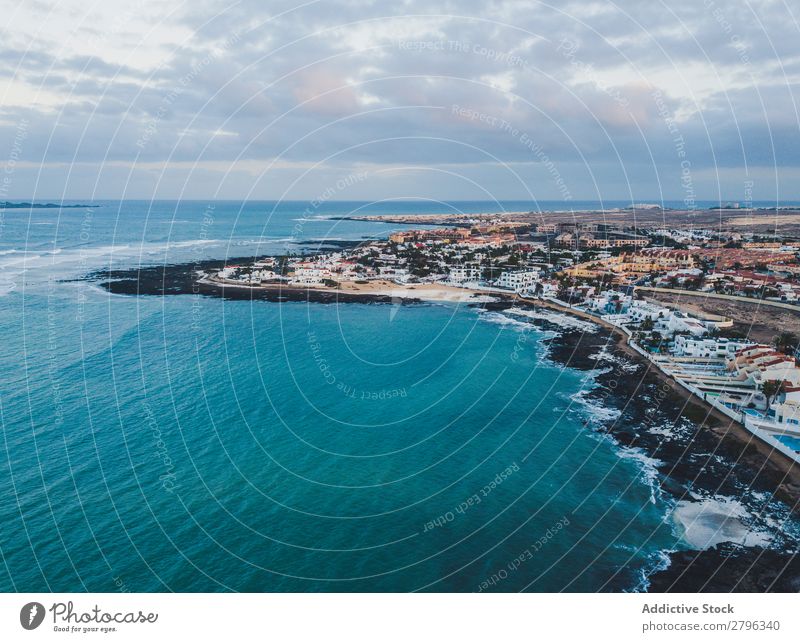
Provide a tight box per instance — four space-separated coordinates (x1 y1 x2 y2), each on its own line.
635 286 800 313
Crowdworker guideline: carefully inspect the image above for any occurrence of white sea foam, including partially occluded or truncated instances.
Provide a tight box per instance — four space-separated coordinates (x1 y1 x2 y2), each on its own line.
647 423 674 437
227 238 285 246
291 215 339 222
631 548 673 593
671 496 774 549
569 388 663 505
587 346 641 373
647 414 696 440
568 386 622 425
617 447 664 504
0 237 292 297
740 491 800 547
505 306 599 333
478 311 532 330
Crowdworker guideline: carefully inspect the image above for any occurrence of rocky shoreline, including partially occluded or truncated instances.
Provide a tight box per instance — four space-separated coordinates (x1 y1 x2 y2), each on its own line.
81 254 403 305
646 543 800 592
81 261 800 592
503 305 800 592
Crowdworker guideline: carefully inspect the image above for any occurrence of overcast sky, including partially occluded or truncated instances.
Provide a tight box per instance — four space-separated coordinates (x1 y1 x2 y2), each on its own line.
1 0 799 203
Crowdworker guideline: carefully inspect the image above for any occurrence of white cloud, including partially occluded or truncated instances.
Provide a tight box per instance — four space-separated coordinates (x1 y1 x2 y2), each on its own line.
0 0 798 200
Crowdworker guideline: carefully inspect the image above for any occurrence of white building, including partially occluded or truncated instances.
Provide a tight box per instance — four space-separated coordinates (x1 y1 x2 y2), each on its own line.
672 336 755 358
626 300 670 324
218 266 237 279
290 266 334 285
587 292 632 315
623 301 710 336
664 312 708 336
725 345 800 437
449 265 482 284
538 282 558 297
728 345 800 388
758 388 800 433
494 269 540 292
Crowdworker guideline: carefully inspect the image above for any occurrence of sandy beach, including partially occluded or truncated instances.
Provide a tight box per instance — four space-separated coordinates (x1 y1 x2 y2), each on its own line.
323 280 499 303
85 257 800 590
105 264 800 504
206 276 501 304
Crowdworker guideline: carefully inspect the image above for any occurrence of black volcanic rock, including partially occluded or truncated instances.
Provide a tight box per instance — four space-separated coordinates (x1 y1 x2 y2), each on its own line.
647 544 800 592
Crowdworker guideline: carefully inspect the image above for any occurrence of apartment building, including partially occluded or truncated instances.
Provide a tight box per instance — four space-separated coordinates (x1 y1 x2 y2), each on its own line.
495 269 540 292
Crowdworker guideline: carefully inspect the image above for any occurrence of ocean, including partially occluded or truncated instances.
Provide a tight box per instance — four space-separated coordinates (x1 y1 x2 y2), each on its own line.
0 199 797 592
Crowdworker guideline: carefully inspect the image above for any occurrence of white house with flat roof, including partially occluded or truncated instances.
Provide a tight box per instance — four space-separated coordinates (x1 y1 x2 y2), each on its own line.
449 265 482 284
494 269 540 292
672 336 755 358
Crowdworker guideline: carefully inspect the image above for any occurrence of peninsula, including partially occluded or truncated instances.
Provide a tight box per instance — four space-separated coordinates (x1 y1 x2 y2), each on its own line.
89 208 800 483
82 206 800 591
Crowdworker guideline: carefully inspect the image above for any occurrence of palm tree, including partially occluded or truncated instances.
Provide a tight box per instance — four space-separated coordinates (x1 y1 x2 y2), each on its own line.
651 331 664 352
774 332 799 356
762 380 786 413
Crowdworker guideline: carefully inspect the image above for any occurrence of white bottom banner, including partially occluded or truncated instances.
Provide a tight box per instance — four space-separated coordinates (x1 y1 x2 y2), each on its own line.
0 593 794 641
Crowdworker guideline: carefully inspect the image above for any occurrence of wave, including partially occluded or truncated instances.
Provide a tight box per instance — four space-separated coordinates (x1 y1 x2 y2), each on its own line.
564 369 663 505
567 385 621 424
631 548 674 593
563 387 663 507
586 345 641 373
646 416 696 442
477 310 534 331
0 237 294 297
505 306 599 333
616 447 664 505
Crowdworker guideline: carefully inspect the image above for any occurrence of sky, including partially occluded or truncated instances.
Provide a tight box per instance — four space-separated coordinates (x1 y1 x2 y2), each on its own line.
1 0 799 203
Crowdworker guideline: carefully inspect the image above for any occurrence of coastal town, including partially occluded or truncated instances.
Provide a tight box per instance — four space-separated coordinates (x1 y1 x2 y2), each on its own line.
203 209 800 467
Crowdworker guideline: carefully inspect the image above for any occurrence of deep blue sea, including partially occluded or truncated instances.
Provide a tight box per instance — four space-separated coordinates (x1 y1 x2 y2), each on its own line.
0 200 797 592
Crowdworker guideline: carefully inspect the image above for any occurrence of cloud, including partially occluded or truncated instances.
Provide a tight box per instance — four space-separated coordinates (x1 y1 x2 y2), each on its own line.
0 0 799 200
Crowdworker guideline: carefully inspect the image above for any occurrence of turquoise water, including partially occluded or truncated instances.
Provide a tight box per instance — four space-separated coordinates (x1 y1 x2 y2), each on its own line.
0 199 747 591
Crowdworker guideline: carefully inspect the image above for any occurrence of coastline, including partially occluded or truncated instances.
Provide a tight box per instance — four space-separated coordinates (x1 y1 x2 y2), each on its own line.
526 307 800 591
200 274 503 304
83 259 800 591
526 296 800 494
86 259 800 494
